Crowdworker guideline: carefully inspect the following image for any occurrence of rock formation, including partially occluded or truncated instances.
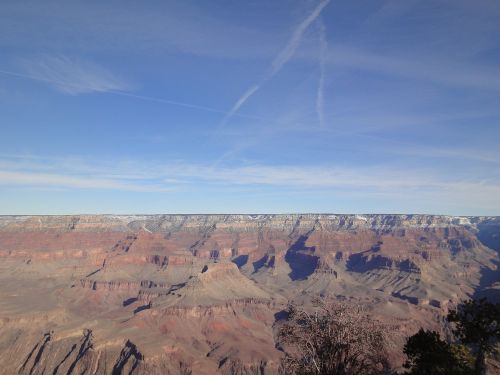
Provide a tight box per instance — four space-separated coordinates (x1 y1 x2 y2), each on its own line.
0 214 499 374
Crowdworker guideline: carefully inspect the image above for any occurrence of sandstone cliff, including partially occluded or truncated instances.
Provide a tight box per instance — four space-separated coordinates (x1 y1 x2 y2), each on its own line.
0 214 498 374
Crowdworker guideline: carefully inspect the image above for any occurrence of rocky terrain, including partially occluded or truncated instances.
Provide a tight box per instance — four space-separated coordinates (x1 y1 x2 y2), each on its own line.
0 214 499 374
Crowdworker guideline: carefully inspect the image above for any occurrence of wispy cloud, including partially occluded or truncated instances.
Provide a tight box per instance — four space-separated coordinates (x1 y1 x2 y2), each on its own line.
0 155 172 192
381 144 500 165
0 1 281 60
0 65 270 120
327 45 500 92
220 0 330 126
19 55 130 95
0 167 174 192
169 164 500 197
2 154 499 203
316 17 327 128
3 1 500 94
0 170 171 192
0 69 272 120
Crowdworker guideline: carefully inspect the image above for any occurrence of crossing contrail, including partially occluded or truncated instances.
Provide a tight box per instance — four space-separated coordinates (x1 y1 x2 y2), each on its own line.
220 0 331 127
0 68 266 121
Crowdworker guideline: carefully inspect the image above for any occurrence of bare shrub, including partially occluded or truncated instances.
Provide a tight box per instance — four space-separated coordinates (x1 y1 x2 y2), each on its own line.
277 299 390 375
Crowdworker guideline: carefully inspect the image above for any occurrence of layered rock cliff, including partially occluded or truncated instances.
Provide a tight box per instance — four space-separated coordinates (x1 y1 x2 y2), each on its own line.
0 214 499 374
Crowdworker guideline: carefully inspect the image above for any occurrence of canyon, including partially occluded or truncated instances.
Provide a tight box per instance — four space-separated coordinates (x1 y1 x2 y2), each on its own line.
0 214 499 374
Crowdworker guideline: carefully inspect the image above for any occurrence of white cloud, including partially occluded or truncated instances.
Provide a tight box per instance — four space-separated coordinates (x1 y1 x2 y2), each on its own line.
168 164 497 194
1 153 499 213
327 45 500 92
20 55 129 95
2 154 499 202
375 144 500 165
0 170 171 192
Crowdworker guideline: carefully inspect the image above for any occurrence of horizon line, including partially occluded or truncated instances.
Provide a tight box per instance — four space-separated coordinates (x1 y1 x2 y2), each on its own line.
0 212 498 218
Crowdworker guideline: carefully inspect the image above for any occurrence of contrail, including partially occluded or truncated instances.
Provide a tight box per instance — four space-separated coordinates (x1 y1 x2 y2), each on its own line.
220 0 331 127
0 68 266 121
227 84 260 118
269 0 330 77
316 17 328 128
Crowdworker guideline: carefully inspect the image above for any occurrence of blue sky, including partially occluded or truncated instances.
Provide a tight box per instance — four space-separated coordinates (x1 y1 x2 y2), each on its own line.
0 0 499 215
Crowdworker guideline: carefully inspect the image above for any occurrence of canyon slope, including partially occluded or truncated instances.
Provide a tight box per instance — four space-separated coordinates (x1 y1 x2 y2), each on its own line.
0 214 499 374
